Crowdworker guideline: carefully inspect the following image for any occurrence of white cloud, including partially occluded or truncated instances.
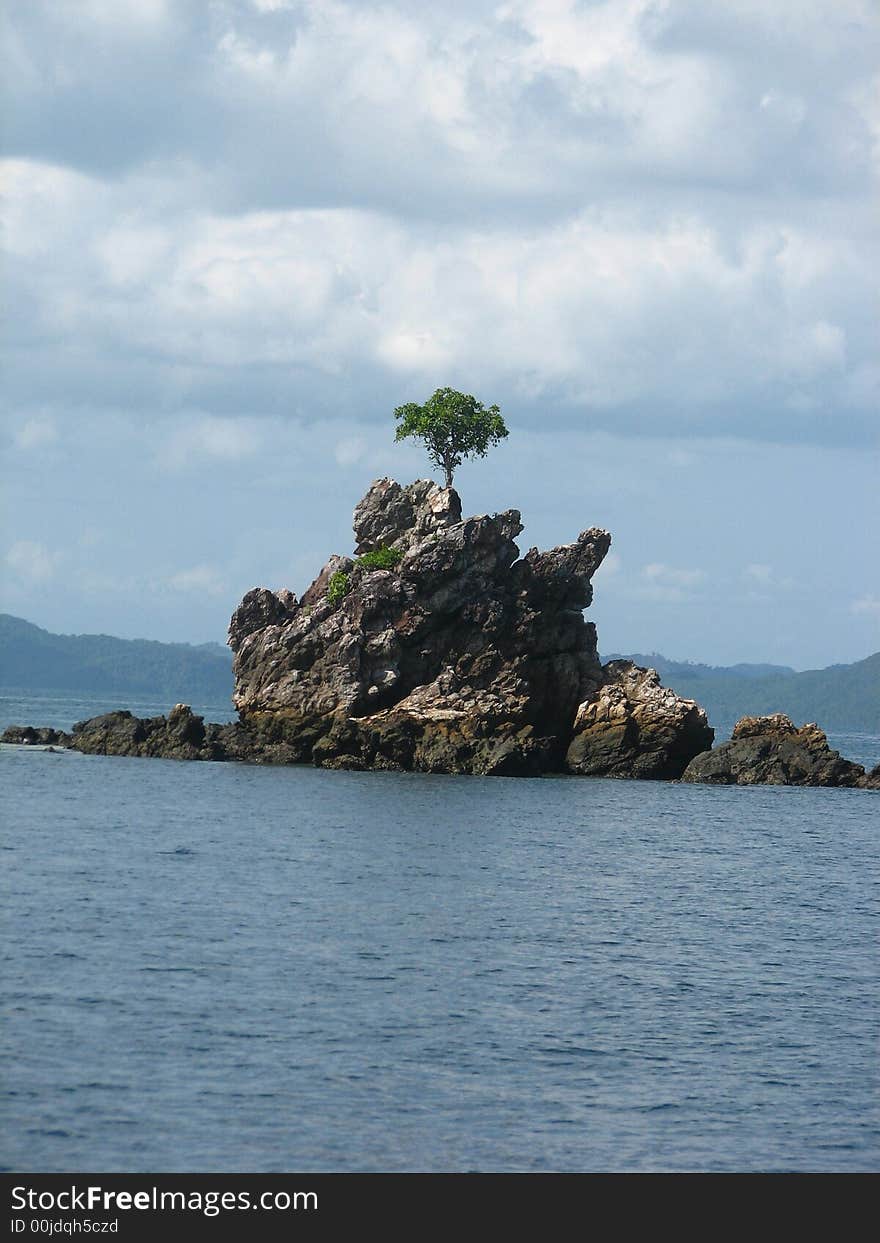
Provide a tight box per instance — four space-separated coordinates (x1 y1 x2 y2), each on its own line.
5 540 59 584
759 90 807 128
665 448 697 467
14 416 57 449
741 563 797 593
631 561 707 603
4 162 876 441
78 0 169 25
94 225 172 287
1 0 878 445
643 563 705 587
851 595 880 618
334 437 368 467
744 563 774 584
166 565 227 596
158 415 263 469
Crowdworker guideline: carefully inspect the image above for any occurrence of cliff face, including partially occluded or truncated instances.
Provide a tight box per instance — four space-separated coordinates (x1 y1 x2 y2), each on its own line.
227 478 712 777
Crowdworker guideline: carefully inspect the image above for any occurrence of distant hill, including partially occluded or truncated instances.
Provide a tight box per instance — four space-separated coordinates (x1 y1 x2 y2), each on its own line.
2 615 876 731
606 651 880 733
0 614 233 701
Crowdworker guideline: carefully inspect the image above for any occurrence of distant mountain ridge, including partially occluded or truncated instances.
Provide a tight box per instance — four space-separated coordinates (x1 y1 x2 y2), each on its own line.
606 651 880 733
1 615 876 732
0 614 233 701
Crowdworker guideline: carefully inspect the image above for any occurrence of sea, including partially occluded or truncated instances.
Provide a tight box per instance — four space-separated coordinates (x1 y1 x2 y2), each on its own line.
2 689 878 1173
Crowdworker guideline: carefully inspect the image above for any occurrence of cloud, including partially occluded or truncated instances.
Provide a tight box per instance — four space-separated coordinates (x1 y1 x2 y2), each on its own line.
13 416 57 449
643 563 705 587
166 564 227 596
334 437 368 467
851 594 880 618
5 540 60 584
3 162 876 444
1 2 877 449
626 561 707 603
740 563 798 593
665 448 698 468
744 563 774 584
8 0 877 206
158 415 263 469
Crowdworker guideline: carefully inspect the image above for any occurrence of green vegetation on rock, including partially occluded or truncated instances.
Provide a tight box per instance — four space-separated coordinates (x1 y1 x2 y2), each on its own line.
327 571 350 606
355 545 403 571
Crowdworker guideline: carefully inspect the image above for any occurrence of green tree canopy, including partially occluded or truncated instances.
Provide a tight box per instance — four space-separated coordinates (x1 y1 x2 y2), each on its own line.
393 387 508 488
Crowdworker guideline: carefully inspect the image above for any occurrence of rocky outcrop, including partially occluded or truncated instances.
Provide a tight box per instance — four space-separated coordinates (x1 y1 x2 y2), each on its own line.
1 706 249 762
228 477 617 775
0 479 722 778
682 714 873 787
12 477 870 788
2 724 71 747
352 477 461 554
566 661 714 779
67 705 228 760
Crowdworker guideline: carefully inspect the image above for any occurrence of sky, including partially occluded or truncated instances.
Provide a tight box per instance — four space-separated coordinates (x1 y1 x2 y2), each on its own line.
2 0 878 669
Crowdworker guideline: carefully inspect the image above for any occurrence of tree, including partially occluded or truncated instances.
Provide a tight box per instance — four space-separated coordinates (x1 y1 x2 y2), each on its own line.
393 387 508 488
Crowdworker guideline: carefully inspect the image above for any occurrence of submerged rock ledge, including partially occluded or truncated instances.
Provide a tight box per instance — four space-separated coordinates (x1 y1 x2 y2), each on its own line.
4 479 876 788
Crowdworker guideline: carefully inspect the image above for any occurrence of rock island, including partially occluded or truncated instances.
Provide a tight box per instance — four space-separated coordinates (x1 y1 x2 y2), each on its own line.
4 478 878 788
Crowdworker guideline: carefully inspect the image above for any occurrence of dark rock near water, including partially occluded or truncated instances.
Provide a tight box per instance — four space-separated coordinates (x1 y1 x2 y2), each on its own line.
1 705 250 764
69 705 231 761
682 713 874 788
2 724 72 747
5 478 871 787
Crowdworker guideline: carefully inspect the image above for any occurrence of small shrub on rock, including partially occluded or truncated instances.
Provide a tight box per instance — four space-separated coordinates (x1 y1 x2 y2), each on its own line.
327 571 350 606
356 545 403 571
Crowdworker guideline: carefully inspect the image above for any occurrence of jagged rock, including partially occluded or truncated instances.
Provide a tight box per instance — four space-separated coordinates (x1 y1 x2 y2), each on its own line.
11 476 871 787
682 714 871 787
565 660 714 779
353 478 461 555
228 587 299 651
230 478 612 774
64 707 229 761
1 725 72 747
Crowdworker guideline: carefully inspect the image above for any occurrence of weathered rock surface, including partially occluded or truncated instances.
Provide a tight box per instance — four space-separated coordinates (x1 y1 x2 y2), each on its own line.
566 661 714 779
352 477 461 555
227 477 618 775
2 725 70 740
682 714 873 787
1 706 253 763
2 724 72 747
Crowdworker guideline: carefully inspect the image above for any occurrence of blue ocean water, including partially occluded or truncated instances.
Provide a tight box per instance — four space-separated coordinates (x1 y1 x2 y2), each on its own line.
0 688 238 733
2 693 878 1172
